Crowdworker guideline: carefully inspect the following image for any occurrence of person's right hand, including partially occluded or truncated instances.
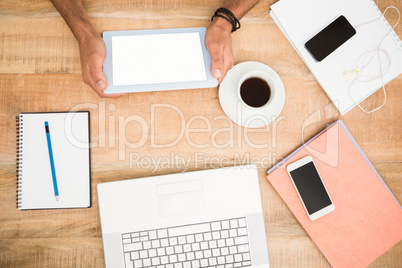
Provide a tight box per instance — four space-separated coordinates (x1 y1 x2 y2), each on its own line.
79 34 123 98
205 17 234 84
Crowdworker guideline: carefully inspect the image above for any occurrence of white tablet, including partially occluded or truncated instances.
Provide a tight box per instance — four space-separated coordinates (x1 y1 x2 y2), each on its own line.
102 27 218 94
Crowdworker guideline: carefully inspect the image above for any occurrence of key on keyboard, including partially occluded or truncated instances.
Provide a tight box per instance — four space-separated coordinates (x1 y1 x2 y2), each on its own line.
122 217 252 268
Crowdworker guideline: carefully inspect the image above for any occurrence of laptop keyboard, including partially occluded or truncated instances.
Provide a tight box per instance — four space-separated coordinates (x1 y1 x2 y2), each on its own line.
121 217 252 268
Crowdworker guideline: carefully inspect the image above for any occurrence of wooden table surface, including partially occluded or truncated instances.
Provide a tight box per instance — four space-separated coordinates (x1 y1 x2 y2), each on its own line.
0 0 401 267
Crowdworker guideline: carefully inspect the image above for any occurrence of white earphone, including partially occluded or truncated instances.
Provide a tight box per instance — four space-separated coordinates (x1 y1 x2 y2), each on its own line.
345 6 400 114
344 69 361 86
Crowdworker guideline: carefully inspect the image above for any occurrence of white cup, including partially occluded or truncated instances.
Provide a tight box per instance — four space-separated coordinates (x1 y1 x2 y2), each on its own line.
237 70 277 109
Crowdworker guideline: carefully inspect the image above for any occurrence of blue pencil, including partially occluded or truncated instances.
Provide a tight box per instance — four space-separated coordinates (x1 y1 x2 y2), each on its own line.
45 121 59 201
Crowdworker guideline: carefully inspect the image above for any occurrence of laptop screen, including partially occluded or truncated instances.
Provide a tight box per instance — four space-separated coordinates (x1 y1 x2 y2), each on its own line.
111 32 207 86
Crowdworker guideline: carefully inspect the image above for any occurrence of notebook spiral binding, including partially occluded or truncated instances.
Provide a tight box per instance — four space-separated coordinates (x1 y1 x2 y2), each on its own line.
368 0 402 50
16 114 23 209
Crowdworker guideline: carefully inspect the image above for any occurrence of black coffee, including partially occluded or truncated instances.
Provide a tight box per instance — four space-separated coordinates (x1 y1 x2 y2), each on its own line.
240 77 271 108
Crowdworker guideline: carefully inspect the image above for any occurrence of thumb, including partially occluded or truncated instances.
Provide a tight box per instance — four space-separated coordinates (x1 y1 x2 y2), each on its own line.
88 57 108 92
210 47 224 80
87 58 123 98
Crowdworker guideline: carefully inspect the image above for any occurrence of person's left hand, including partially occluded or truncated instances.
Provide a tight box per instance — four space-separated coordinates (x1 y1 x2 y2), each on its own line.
205 17 234 84
79 33 123 98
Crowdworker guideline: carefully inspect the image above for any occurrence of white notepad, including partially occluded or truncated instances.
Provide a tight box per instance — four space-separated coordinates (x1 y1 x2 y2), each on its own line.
16 112 91 210
270 0 402 115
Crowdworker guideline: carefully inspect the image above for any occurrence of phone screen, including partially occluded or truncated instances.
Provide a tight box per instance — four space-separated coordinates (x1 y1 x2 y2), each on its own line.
305 15 356 62
290 162 332 214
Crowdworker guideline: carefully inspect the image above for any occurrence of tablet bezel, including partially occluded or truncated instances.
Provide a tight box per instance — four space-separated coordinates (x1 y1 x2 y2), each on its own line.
102 27 217 94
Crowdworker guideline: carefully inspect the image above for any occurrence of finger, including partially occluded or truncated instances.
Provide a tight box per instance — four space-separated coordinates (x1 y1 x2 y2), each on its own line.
218 44 234 84
88 54 107 91
87 78 123 98
87 57 124 98
208 43 224 81
82 68 123 98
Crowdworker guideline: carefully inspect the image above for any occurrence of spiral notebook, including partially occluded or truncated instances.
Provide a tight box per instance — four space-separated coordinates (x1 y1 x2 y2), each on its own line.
270 0 402 115
267 120 402 267
16 112 91 210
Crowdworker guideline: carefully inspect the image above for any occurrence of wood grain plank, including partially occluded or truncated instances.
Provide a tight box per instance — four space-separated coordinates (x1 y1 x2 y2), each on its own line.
1 0 401 266
0 0 270 18
1 1 401 76
1 74 401 166
0 237 105 268
1 162 401 237
1 162 400 267
1 237 399 268
0 17 309 76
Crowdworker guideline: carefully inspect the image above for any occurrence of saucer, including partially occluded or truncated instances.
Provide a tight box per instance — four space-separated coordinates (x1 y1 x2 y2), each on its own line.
219 61 285 128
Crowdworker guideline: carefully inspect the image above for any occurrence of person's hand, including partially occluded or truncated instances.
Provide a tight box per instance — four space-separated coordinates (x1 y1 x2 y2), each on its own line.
205 17 234 84
78 33 123 98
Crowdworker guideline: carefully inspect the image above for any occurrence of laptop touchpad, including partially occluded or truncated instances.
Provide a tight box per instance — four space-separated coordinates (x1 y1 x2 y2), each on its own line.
157 180 205 217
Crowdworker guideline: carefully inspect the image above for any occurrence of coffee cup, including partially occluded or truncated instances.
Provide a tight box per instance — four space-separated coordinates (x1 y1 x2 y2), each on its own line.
237 70 276 109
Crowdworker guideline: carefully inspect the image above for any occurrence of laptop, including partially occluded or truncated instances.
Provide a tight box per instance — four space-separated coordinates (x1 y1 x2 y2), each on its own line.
97 165 270 268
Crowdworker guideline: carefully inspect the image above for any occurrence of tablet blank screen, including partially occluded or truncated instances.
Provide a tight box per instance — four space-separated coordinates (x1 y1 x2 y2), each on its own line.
112 32 207 86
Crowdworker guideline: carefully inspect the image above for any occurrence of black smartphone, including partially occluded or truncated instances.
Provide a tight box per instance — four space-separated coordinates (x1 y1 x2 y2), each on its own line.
286 156 334 220
305 15 356 62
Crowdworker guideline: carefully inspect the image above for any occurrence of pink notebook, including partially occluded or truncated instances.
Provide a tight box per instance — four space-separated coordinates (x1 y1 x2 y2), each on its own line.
267 120 402 268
